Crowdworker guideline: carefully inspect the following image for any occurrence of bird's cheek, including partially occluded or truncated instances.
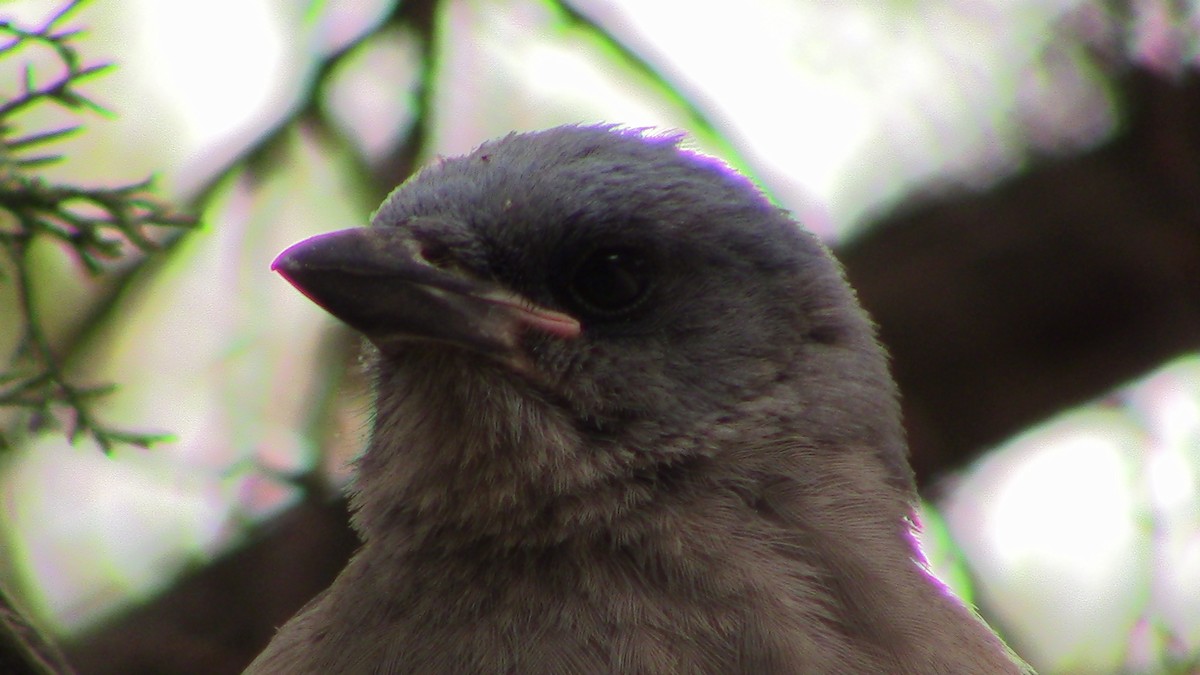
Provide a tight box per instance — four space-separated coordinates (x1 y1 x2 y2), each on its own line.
510 332 587 392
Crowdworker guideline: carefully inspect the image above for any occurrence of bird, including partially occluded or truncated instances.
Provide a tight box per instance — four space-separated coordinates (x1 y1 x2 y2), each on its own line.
248 124 1031 674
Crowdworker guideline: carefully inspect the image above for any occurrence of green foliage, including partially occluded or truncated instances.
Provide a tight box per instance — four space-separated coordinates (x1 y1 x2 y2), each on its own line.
0 0 193 453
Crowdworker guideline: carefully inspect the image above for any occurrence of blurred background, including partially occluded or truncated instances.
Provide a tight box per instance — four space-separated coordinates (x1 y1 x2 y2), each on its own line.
0 0 1197 673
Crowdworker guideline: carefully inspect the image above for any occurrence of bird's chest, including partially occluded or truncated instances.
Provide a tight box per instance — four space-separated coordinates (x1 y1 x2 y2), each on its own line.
349 542 755 674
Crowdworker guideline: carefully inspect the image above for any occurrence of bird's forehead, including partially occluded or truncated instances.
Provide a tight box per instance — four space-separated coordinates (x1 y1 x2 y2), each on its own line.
378 131 676 217
368 127 811 279
385 133 724 229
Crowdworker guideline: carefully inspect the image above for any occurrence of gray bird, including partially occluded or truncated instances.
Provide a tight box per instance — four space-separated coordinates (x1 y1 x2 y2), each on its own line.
248 125 1031 674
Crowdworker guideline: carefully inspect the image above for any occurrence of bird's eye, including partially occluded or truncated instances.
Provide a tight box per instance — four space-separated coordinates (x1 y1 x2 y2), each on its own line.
567 247 653 317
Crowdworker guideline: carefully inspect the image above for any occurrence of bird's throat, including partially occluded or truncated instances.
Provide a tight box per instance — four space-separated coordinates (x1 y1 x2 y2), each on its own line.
349 348 595 550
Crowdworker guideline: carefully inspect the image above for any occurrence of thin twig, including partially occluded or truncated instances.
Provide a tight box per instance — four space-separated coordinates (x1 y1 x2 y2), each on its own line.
0 0 192 453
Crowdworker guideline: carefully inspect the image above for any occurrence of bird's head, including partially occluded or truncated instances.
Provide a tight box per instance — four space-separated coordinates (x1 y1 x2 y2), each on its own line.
274 125 911 548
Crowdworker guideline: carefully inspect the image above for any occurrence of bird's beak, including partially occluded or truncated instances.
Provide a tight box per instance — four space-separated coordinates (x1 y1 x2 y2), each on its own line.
272 227 581 355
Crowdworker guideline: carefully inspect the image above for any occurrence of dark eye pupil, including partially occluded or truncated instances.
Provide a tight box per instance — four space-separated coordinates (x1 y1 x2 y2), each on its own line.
570 248 651 315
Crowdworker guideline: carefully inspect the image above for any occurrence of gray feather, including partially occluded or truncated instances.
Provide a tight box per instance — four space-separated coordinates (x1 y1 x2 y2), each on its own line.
249 125 1032 674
